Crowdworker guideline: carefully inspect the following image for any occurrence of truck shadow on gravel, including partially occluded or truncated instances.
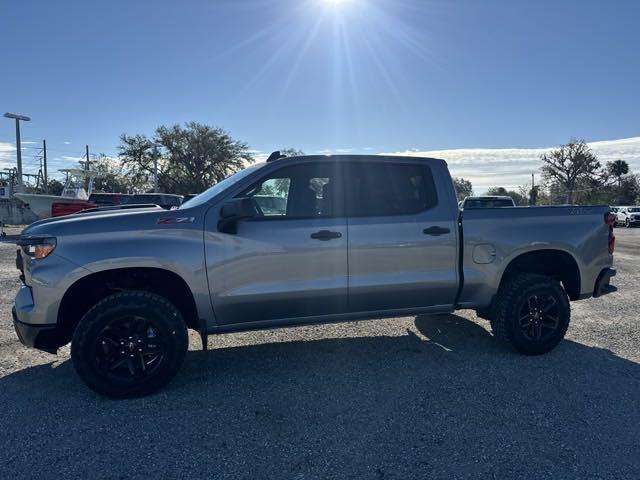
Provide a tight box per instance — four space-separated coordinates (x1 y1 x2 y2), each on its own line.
1 313 639 478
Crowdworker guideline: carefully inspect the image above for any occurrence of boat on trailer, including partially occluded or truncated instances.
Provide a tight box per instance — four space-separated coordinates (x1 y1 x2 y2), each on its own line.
14 169 101 219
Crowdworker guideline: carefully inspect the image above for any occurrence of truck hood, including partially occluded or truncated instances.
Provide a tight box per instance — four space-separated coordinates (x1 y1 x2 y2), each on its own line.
22 206 168 237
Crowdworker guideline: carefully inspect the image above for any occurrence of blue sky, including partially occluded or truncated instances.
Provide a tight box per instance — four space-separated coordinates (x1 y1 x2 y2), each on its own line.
1 0 639 187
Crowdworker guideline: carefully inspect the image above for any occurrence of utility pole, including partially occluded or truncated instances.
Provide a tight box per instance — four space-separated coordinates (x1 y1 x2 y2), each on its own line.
85 145 90 171
3 112 31 193
529 172 536 206
42 139 48 190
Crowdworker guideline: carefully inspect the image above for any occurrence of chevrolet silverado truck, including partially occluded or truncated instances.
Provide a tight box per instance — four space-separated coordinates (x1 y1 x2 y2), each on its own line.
13 153 617 397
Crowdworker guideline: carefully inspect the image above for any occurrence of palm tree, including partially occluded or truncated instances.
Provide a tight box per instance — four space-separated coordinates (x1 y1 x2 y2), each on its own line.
608 160 629 187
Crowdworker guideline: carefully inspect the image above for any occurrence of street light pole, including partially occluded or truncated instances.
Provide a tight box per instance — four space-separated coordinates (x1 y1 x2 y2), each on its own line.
3 112 31 193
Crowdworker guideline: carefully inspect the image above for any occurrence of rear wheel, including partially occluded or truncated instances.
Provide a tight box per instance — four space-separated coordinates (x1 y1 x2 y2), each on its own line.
492 274 570 355
71 291 188 398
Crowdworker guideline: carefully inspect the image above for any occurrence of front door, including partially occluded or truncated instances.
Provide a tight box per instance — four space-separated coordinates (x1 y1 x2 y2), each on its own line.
206 161 348 325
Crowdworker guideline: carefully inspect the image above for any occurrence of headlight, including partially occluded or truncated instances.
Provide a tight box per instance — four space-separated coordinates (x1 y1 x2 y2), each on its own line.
18 236 57 259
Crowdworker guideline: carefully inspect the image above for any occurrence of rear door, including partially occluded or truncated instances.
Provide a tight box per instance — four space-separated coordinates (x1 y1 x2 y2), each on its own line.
206 160 348 325
345 160 458 312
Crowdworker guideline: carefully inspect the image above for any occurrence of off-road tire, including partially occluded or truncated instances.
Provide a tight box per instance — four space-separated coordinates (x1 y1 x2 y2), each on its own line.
71 291 188 398
492 274 570 355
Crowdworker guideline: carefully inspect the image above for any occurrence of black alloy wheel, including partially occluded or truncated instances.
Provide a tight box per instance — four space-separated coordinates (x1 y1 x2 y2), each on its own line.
94 315 167 383
517 294 561 342
72 291 188 398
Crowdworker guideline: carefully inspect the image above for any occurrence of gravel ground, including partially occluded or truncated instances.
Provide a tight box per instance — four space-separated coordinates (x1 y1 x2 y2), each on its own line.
0 227 638 479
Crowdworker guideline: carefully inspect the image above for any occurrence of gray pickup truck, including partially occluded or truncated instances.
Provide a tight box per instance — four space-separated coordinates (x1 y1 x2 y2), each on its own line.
13 154 617 397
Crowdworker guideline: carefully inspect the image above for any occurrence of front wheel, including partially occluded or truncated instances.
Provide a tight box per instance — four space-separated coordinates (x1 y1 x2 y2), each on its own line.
71 291 188 398
491 274 570 355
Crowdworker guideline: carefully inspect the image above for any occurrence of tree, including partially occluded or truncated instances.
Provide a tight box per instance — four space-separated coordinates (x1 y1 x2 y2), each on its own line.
117 134 161 192
280 148 304 157
453 177 473 202
540 139 601 204
118 123 254 195
46 179 64 196
516 184 541 205
528 185 540 205
607 160 629 187
485 186 526 205
86 154 145 193
611 174 640 205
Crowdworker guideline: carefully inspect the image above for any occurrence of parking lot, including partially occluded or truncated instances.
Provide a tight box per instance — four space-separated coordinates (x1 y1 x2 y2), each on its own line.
0 227 638 479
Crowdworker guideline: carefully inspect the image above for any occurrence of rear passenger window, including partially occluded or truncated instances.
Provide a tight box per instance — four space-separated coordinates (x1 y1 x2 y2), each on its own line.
347 163 437 217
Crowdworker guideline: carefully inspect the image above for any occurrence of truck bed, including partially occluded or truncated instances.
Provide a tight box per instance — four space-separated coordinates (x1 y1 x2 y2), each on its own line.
458 205 612 308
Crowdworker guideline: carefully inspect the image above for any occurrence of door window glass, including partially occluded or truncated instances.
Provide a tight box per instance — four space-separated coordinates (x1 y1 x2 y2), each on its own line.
347 162 437 217
238 163 341 218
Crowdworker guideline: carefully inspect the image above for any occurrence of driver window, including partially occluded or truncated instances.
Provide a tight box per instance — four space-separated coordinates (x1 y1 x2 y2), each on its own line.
238 163 340 218
246 177 290 216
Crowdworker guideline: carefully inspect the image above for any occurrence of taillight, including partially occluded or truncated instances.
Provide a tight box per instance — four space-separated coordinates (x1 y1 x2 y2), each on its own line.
605 212 615 254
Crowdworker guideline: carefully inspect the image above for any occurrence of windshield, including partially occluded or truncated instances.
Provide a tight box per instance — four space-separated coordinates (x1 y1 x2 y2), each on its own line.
179 163 265 209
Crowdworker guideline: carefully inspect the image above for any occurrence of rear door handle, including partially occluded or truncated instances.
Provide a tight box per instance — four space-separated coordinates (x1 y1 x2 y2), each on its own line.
310 230 342 241
423 226 450 236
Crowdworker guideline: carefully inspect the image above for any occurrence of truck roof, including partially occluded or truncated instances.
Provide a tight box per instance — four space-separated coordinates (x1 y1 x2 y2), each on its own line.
266 152 447 166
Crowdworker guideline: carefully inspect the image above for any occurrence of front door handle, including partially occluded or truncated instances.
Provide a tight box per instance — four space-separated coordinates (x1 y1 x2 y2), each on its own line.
310 230 342 241
423 226 450 236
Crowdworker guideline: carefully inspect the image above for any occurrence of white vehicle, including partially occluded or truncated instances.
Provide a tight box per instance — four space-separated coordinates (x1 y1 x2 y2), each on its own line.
610 207 620 227
613 206 640 228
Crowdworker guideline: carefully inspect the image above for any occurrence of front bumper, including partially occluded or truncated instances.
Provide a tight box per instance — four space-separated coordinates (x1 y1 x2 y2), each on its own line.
13 307 60 354
13 285 61 354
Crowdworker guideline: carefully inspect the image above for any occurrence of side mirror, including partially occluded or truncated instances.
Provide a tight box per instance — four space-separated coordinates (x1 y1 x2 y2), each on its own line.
218 197 255 234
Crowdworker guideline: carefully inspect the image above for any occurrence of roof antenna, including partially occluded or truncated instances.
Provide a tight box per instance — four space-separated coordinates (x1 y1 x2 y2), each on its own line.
266 150 285 162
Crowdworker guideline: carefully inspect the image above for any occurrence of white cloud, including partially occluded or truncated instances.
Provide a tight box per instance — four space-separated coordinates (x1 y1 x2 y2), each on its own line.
312 148 355 155
61 155 84 162
383 136 640 193
0 142 16 170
